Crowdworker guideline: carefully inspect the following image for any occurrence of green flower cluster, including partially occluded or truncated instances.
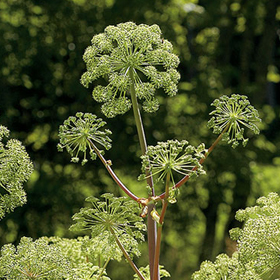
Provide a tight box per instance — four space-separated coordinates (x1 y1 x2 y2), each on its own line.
193 192 280 279
208 94 261 148
0 236 111 279
70 193 146 259
81 22 180 118
140 140 206 184
192 252 261 280
230 192 280 277
58 112 112 165
0 125 33 220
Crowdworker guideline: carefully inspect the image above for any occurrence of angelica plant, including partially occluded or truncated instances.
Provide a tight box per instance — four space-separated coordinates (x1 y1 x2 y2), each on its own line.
192 252 261 280
0 125 33 220
57 22 261 280
0 22 264 280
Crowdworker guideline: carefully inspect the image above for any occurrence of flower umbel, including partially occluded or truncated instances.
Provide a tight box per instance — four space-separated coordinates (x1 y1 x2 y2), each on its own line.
192 252 261 280
81 22 180 117
0 236 111 279
140 140 206 185
230 192 280 277
70 194 146 258
0 125 34 220
58 112 112 165
134 265 170 280
208 94 261 148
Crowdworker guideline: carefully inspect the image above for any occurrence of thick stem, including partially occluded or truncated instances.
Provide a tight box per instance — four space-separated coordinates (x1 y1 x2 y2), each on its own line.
152 225 162 280
158 126 229 200
152 173 170 280
109 227 146 280
129 69 148 156
129 68 158 280
88 139 139 202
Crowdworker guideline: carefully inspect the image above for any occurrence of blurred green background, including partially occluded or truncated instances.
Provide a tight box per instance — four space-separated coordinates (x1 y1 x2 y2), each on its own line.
1 0 280 279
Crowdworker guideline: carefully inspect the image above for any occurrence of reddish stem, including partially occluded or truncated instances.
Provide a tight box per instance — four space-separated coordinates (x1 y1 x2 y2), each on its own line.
88 139 139 202
152 172 170 280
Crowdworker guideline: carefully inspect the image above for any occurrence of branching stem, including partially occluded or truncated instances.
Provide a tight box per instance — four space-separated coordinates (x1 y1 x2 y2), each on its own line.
158 124 230 200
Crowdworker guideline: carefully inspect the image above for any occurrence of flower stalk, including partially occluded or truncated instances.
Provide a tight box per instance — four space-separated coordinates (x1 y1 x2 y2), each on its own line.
88 138 139 202
109 227 146 280
96 257 110 280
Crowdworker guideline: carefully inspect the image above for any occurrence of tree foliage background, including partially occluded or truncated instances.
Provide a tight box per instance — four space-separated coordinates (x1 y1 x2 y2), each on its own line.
0 0 280 279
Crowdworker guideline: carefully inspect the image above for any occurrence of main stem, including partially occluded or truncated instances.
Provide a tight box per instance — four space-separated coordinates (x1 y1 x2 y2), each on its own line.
152 172 170 280
129 68 158 280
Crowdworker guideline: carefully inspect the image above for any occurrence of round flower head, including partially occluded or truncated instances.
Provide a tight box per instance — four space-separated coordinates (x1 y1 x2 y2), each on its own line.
81 22 180 118
0 125 33 220
140 140 206 185
230 193 280 277
208 94 261 148
70 194 146 259
57 112 112 165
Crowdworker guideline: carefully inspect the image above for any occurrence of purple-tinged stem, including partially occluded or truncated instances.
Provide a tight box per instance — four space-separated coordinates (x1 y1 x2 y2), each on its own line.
88 139 139 202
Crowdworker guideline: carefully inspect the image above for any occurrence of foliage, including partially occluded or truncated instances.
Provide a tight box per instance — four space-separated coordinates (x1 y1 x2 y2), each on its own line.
0 236 111 279
0 126 33 220
193 192 280 280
